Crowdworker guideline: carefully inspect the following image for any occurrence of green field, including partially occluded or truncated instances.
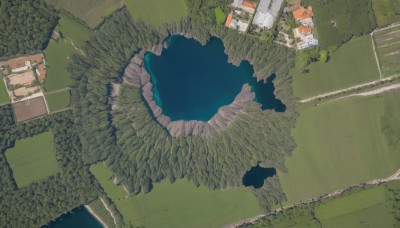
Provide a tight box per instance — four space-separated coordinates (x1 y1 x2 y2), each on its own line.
279 91 400 204
293 35 380 99
88 199 115 227
45 0 124 28
90 163 127 201
45 89 71 113
5 132 58 187
91 163 261 228
214 7 226 25
57 14 92 47
372 0 400 27
0 78 8 104
316 186 397 227
373 25 400 77
125 0 188 26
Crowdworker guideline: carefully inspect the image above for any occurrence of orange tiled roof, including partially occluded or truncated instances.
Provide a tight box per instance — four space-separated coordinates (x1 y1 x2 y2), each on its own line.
225 13 233 27
243 0 257 9
297 25 312 34
293 6 313 20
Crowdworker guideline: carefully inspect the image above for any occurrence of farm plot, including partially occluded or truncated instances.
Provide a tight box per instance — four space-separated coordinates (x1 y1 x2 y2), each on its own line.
5 132 58 187
45 0 124 28
91 163 262 228
125 0 188 26
374 25 400 77
279 90 400 204
45 89 71 113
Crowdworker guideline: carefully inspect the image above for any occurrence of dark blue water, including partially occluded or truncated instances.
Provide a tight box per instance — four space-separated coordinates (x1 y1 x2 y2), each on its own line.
144 35 284 121
43 206 103 228
242 165 276 189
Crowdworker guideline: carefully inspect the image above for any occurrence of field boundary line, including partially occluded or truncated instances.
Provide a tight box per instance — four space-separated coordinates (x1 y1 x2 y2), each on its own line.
225 168 400 228
44 87 71 95
85 205 109 228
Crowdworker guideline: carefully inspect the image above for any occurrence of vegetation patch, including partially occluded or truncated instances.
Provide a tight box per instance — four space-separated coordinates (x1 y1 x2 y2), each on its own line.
125 0 188 26
56 14 93 47
373 25 400 77
5 132 57 188
45 89 71 113
311 0 376 49
293 35 380 99
279 91 400 204
90 163 127 202
214 7 226 25
45 0 124 28
88 199 116 228
372 0 400 27
0 80 9 104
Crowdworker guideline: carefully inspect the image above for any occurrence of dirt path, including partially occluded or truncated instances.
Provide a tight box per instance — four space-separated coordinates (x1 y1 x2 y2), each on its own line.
100 198 118 227
85 205 109 228
300 75 400 103
64 37 86 56
225 169 400 228
44 87 71 95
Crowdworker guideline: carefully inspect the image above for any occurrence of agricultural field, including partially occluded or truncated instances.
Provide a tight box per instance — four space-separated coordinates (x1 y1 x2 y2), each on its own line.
373 25 400 77
44 15 92 92
91 163 261 228
372 0 400 27
45 89 71 113
5 132 58 188
292 35 380 99
279 90 400 204
0 79 8 104
45 0 124 28
125 0 188 26
315 186 397 227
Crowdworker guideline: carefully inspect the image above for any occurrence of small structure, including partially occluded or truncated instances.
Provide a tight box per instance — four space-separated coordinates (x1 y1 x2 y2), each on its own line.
292 4 318 50
293 6 314 27
227 0 257 32
225 13 234 27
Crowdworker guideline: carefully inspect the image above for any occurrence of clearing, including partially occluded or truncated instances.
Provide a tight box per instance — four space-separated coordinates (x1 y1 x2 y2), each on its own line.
45 89 71 113
215 7 226 25
91 163 262 228
45 0 124 28
5 132 58 187
373 25 400 77
279 90 400 204
315 186 397 227
292 35 380 99
125 0 188 26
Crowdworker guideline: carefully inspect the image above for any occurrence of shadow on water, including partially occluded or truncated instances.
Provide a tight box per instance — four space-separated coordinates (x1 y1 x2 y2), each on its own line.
242 165 276 189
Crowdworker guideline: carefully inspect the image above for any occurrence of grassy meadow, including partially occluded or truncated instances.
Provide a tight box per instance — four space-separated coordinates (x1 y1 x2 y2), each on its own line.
45 89 70 113
214 7 226 25
373 25 400 77
293 35 380 99
5 132 58 187
372 0 400 27
0 78 9 104
279 90 400 204
45 0 124 28
91 163 261 228
44 15 92 92
88 199 115 227
316 186 397 227
125 0 188 26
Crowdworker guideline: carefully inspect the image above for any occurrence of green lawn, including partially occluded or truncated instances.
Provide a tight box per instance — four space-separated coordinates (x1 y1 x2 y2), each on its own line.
44 40 75 92
316 186 397 227
91 164 261 228
5 132 58 188
214 7 226 25
45 90 70 113
279 91 400 204
0 78 9 104
57 14 92 47
90 163 127 202
125 0 188 26
45 0 124 28
293 35 380 99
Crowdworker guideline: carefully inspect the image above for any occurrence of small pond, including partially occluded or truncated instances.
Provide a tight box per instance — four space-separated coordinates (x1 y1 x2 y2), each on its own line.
144 35 284 121
242 165 276 189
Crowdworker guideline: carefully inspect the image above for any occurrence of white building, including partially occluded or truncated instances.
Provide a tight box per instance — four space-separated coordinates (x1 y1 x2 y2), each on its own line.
252 0 284 29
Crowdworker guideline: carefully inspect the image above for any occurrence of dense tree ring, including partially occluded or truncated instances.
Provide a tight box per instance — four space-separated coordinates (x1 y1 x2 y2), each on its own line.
115 39 262 139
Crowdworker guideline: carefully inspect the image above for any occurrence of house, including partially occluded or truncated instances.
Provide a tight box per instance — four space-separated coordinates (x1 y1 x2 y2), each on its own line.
296 34 319 50
225 13 234 27
243 0 257 9
293 6 314 27
293 25 312 38
252 0 284 29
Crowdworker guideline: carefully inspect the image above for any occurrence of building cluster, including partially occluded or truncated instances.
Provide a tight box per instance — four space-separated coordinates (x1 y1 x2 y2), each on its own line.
226 0 285 32
290 4 319 49
0 54 49 123
226 0 257 32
